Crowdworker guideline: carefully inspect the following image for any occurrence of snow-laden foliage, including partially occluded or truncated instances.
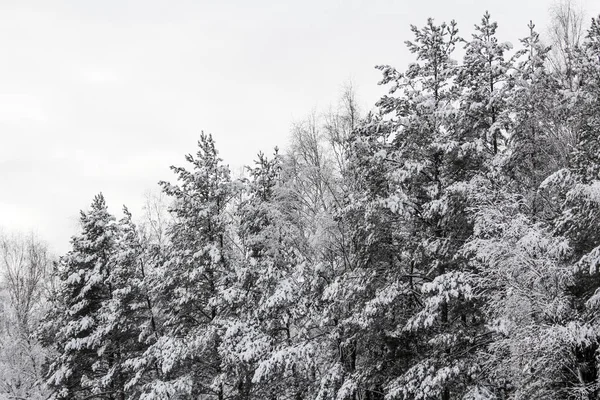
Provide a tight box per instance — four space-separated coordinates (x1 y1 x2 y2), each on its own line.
5 10 600 400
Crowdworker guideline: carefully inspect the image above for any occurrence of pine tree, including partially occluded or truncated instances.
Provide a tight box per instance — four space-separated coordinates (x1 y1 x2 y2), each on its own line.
503 21 565 203
112 207 160 397
457 11 512 155
43 194 127 399
143 133 235 398
377 18 486 400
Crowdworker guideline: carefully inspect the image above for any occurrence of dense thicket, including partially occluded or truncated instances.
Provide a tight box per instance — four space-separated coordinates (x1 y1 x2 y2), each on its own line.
2 9 600 400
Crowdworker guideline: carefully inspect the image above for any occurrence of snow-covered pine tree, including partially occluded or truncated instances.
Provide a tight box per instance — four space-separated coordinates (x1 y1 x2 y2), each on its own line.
143 132 235 398
571 15 600 184
369 18 491 400
502 21 566 205
457 11 512 155
112 207 161 397
43 194 137 399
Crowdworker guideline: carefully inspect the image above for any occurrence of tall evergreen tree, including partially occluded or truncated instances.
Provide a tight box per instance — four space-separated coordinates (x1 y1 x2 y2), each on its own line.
143 133 235 398
112 207 161 397
457 11 512 155
503 21 565 202
43 194 132 399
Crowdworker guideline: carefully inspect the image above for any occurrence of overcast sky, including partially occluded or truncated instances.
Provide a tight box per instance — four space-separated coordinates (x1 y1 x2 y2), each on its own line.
1 0 598 254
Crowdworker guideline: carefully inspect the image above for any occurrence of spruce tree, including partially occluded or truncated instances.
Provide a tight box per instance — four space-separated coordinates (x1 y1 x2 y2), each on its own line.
43 194 126 399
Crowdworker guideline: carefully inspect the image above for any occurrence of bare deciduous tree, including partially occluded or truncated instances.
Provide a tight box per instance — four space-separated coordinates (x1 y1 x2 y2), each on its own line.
324 83 361 177
548 0 585 89
0 232 52 399
140 189 173 248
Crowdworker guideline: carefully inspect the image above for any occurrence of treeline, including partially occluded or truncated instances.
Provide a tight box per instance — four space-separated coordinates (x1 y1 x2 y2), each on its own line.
2 7 600 400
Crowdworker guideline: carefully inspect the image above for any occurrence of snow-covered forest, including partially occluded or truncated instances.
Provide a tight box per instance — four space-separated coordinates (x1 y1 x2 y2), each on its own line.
3 6 600 400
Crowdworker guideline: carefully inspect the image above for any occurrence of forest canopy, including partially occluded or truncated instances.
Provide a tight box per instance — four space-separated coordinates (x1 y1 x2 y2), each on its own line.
2 6 600 400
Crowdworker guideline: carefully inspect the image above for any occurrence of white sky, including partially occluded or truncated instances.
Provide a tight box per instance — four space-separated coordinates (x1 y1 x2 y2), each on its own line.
1 0 598 254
